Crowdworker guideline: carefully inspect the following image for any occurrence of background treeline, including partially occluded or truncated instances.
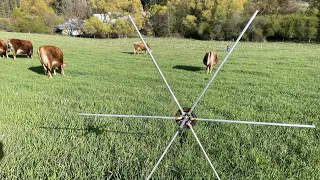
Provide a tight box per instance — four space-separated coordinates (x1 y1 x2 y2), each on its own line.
0 0 319 42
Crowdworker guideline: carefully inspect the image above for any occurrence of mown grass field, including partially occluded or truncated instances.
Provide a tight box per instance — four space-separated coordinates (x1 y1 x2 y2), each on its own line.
0 31 319 179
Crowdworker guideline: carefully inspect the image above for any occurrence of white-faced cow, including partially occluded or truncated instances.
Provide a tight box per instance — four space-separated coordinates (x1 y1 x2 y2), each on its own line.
133 42 152 55
37 45 65 78
0 40 8 58
203 51 218 74
7 38 33 60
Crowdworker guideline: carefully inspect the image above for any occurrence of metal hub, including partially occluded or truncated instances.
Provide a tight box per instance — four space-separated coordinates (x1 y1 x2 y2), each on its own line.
175 107 197 128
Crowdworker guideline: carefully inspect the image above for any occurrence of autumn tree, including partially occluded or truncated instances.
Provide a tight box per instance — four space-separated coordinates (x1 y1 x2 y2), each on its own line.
112 18 132 37
49 0 90 19
11 0 63 33
165 0 247 39
83 16 111 38
244 0 303 15
308 0 320 41
89 0 143 37
147 4 169 36
0 0 20 18
49 0 65 15
89 0 143 26
142 0 168 10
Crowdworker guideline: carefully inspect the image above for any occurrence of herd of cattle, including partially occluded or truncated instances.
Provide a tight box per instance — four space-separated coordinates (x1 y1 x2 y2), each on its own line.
0 39 218 78
133 42 218 74
0 38 65 78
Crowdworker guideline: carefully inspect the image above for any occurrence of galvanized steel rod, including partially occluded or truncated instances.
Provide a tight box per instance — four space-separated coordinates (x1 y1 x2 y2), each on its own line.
197 118 315 128
188 123 221 180
190 10 259 111
128 15 184 114
79 113 175 120
146 130 180 180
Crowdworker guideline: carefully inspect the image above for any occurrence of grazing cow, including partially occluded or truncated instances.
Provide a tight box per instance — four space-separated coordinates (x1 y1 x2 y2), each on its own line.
203 51 218 74
37 45 65 78
0 40 8 58
7 38 33 60
133 42 152 55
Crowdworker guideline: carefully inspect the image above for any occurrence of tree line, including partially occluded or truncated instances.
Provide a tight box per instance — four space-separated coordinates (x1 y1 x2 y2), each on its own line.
0 0 319 42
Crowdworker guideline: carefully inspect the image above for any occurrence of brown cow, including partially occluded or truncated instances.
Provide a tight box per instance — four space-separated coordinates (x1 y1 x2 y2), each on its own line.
203 51 218 74
37 45 65 78
133 42 152 55
7 38 33 60
0 40 8 58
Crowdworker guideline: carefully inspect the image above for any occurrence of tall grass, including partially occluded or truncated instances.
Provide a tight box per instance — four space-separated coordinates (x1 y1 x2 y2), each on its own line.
0 31 319 179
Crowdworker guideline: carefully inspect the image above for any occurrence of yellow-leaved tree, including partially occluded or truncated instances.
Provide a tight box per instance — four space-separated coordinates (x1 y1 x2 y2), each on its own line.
11 0 63 33
89 0 144 37
167 0 247 39
83 16 111 38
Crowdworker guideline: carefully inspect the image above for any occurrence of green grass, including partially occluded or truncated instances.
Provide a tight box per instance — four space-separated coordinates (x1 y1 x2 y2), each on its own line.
0 31 319 179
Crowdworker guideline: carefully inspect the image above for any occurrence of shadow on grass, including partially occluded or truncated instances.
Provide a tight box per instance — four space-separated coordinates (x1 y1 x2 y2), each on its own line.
8 54 31 59
121 51 134 55
173 65 203 72
39 125 154 136
28 66 45 75
122 51 150 55
232 69 271 77
0 142 3 161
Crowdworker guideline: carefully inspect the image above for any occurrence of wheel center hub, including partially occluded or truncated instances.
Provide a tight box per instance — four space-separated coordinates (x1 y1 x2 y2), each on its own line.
175 107 197 128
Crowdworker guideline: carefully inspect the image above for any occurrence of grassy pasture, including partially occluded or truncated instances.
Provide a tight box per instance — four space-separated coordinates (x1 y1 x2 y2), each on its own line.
0 31 319 179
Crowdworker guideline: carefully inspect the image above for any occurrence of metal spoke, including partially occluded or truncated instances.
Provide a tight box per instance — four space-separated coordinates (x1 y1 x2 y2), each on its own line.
146 130 180 180
188 123 221 180
190 10 259 111
197 118 315 128
128 15 184 114
79 113 175 120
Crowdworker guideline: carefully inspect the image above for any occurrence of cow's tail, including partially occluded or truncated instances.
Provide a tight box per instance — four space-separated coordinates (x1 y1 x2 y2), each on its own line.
61 63 66 76
148 46 152 54
206 52 211 66
213 51 218 65
37 47 48 74
37 47 42 60
133 43 137 54
37 47 41 59
30 46 34 59
203 52 208 66
7 41 11 52
7 43 10 52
